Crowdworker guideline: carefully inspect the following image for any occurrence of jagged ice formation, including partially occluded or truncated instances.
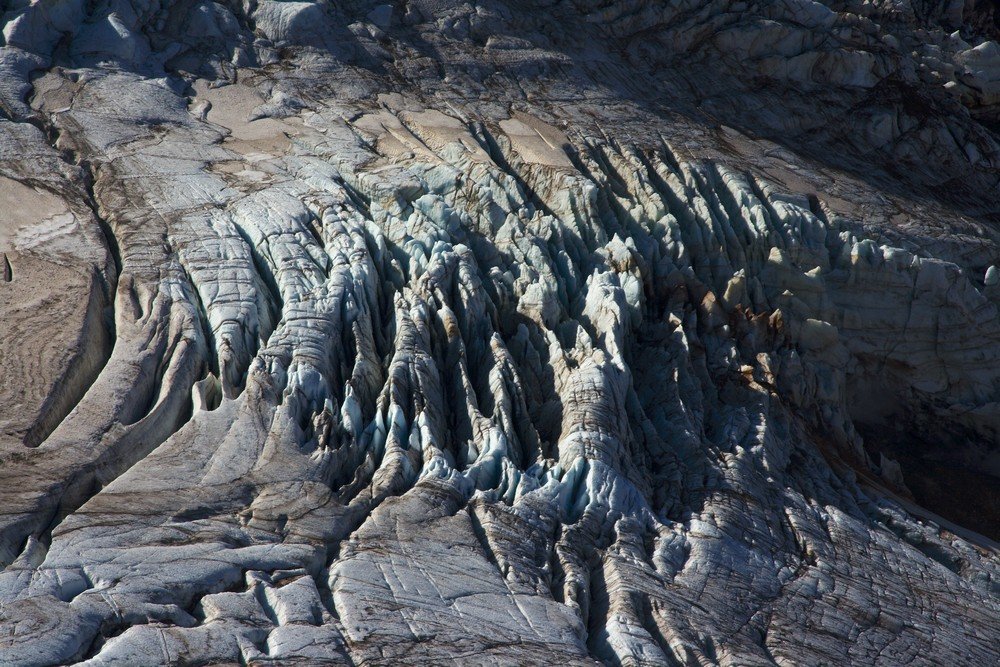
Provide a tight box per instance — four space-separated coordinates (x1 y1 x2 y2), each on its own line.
1 0 999 665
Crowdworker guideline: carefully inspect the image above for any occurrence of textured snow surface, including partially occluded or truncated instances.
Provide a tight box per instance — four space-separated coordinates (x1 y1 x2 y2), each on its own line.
1 0 999 665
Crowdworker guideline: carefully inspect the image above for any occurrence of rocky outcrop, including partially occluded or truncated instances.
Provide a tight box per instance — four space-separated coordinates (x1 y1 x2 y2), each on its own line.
1 1 998 665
